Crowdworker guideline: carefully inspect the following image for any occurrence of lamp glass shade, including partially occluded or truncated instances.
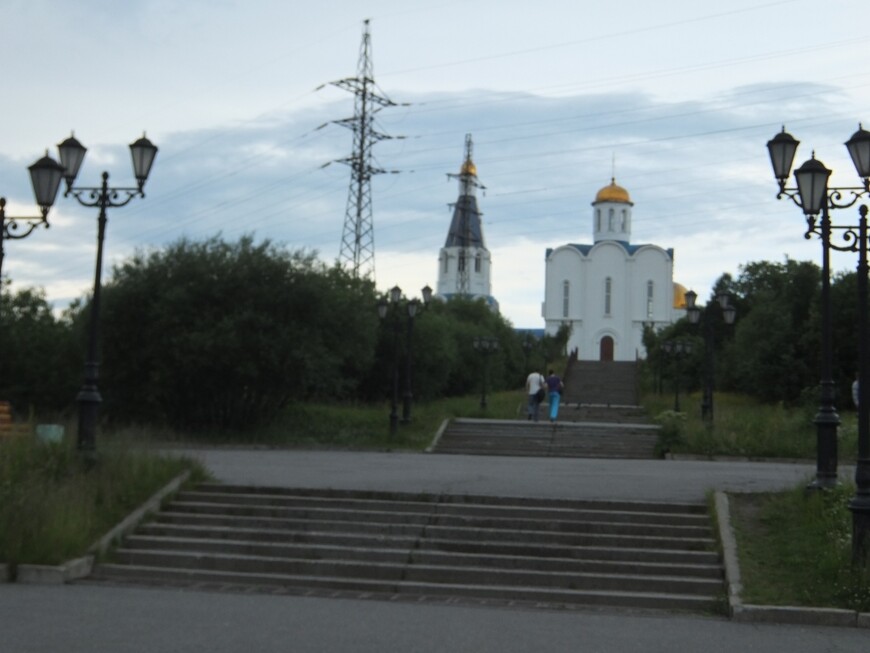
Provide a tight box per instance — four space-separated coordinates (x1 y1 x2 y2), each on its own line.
28 153 65 212
57 134 87 187
421 284 433 304
767 128 799 181
377 298 388 320
846 125 870 180
688 306 701 325
130 134 158 187
794 156 831 215
389 285 402 303
407 299 419 318
723 304 737 325
684 289 697 309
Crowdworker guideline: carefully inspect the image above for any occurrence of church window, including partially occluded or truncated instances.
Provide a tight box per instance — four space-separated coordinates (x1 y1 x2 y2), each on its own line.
608 208 615 230
562 280 570 318
475 253 482 272
604 277 612 315
647 280 654 318
458 251 466 272
596 209 601 231
621 209 627 230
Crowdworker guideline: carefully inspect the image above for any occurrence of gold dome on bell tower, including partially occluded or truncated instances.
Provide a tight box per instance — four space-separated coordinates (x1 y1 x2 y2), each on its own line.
460 159 477 177
594 178 633 205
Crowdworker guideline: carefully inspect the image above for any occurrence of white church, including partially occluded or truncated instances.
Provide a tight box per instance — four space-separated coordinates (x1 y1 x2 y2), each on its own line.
542 178 686 361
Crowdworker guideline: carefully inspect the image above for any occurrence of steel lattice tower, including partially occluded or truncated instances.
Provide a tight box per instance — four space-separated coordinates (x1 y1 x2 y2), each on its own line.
330 19 400 279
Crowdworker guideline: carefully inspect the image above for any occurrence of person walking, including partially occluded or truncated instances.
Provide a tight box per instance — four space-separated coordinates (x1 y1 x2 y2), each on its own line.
546 369 563 423
525 370 546 421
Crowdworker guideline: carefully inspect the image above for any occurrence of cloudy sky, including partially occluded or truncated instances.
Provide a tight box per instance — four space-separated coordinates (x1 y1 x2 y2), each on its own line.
3 0 870 327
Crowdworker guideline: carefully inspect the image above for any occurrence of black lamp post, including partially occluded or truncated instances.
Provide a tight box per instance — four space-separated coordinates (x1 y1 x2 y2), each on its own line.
662 338 692 412
767 124 870 563
56 132 158 459
685 290 736 424
377 284 432 435
472 335 499 409
0 153 65 283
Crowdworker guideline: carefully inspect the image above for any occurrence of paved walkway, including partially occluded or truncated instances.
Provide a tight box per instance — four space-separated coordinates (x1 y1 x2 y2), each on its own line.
179 447 826 502
2 448 866 652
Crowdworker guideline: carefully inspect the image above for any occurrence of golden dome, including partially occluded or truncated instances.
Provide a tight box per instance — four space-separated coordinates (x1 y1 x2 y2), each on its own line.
594 178 632 204
673 282 688 309
461 160 477 176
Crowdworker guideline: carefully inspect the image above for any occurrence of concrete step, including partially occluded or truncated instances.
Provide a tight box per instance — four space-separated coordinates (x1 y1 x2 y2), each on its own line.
91 563 718 612
431 419 659 459
107 548 722 596
89 484 725 613
136 523 721 567
124 534 724 579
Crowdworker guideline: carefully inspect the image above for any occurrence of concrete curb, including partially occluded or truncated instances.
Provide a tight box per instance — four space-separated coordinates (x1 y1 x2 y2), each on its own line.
425 419 451 453
716 490 870 628
14 469 192 585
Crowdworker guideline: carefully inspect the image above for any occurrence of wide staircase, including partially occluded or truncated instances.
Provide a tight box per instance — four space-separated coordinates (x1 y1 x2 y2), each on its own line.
431 360 659 458
88 483 725 613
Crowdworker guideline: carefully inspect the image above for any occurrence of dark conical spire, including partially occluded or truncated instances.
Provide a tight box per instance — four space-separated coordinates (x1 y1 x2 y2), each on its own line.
445 134 485 248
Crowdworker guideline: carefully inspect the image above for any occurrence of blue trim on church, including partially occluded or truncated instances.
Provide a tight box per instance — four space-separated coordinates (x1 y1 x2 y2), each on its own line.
546 242 674 260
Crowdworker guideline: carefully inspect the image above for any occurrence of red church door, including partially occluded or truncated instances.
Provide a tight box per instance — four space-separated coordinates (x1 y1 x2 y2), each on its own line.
600 336 614 362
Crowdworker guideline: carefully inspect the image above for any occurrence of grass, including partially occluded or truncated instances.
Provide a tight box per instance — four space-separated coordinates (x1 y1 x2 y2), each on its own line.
730 484 870 612
643 390 861 461
139 390 527 451
0 434 208 572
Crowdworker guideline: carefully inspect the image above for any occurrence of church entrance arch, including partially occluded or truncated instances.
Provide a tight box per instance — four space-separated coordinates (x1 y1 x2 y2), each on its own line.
600 336 614 362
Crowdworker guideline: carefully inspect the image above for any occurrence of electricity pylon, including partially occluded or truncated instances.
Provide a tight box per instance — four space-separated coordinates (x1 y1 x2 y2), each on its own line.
328 19 402 279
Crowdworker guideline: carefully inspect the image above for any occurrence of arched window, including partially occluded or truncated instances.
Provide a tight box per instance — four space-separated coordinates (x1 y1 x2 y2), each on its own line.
604 277 612 315
646 280 654 318
475 253 482 272
596 209 601 231
562 280 570 318
458 251 466 272
621 209 627 230
608 208 615 230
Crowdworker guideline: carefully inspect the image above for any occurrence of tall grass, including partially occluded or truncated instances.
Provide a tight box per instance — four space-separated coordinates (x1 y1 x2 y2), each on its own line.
731 484 870 611
0 435 207 570
644 390 860 460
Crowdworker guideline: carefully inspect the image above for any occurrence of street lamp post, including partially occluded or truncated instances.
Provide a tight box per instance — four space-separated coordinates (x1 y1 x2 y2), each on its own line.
685 290 736 424
377 284 432 436
767 124 870 563
472 335 499 409
0 153 65 282
662 339 692 412
56 133 158 459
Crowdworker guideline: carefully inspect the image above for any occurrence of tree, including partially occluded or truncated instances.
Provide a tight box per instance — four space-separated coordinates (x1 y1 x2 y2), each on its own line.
726 258 820 403
0 282 79 416
95 236 379 432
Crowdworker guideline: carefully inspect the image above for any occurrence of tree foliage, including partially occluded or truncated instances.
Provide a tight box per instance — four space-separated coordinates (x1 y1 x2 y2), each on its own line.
0 283 80 416
96 236 379 431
